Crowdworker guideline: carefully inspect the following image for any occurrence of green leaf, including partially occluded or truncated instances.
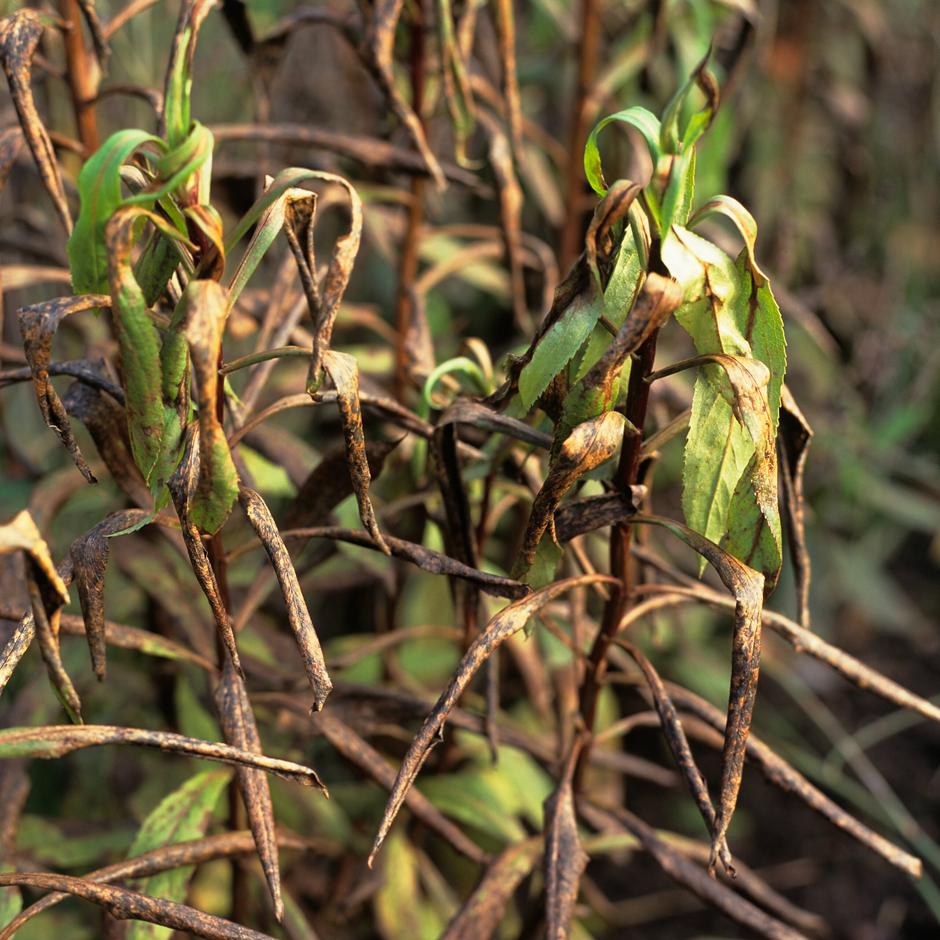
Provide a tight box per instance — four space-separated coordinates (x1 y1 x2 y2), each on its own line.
583 106 662 196
519 292 600 410
689 194 768 285
0 867 21 926
374 830 444 940
68 129 164 294
126 768 231 940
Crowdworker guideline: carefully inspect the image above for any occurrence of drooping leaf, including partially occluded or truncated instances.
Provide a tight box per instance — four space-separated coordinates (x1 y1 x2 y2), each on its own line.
583 106 661 196
125 768 231 940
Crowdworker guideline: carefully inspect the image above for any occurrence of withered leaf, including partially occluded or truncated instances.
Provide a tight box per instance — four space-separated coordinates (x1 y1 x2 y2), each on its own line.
634 514 764 870
312 711 487 864
0 724 325 786
544 738 589 940
318 350 389 553
17 294 112 482
619 641 733 872
369 573 617 866
238 486 332 710
438 398 552 450
281 526 528 599
516 411 627 578
0 10 73 233
216 662 290 921
0 872 273 940
70 509 152 680
778 385 813 627
553 489 646 543
441 837 542 940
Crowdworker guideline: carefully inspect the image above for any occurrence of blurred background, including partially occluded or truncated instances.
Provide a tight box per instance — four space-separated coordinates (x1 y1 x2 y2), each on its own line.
1 0 938 937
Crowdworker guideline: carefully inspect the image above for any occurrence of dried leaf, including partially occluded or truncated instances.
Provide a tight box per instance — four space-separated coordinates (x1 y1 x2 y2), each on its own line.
544 738 588 939
69 509 151 679
369 573 617 866
438 399 553 450
0 724 325 786
553 489 646 543
17 294 112 482
238 486 332 711
440 837 541 939
215 662 288 921
0 872 273 940
633 514 764 869
319 350 389 553
515 411 627 579
0 10 73 233
778 385 813 627
125 768 231 940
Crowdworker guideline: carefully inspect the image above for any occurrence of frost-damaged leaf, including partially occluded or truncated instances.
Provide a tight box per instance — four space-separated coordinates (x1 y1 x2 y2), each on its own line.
778 385 813 628
438 399 552 449
0 725 324 785
238 487 332 710
0 872 272 940
17 294 112 482
368 573 618 866
553 489 646 542
283 527 528 600
180 280 239 534
318 350 389 553
544 738 588 940
592 805 806 940
167 434 241 671
70 509 151 680
515 411 627 581
441 837 541 940
125 768 230 940
0 10 72 233
618 641 733 873
633 515 764 870
215 662 291 922
361 0 446 188
651 353 782 588
312 712 487 864
1 511 80 720
68 129 165 294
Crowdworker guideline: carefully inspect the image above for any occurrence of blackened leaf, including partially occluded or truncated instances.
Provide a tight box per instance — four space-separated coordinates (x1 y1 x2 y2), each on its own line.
125 768 231 940
0 724 325 786
70 509 151 679
633 514 764 870
0 872 273 940
17 294 112 482
319 350 389 553
438 399 552 450
0 10 73 233
369 574 617 866
215 662 287 921
238 487 332 710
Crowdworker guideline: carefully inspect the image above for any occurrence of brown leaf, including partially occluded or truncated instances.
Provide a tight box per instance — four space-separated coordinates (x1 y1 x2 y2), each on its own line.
618 641 733 872
438 399 553 450
238 487 332 710
360 0 446 188
0 724 326 786
0 872 274 939
0 10 73 233
0 829 308 939
69 509 151 680
440 837 542 940
544 737 589 939
633 515 764 870
552 489 646 543
279 527 528 600
516 411 627 576
311 711 487 864
17 294 112 482
215 661 289 920
168 433 242 673
318 350 389 553
778 385 813 627
368 574 618 866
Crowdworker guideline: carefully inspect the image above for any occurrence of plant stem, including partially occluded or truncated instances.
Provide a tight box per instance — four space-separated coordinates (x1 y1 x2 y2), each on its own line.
59 0 99 154
558 0 602 269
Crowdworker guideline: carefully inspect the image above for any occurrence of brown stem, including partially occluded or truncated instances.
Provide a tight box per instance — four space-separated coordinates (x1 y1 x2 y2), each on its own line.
576 327 661 787
558 0 601 269
393 1 427 401
59 0 99 154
